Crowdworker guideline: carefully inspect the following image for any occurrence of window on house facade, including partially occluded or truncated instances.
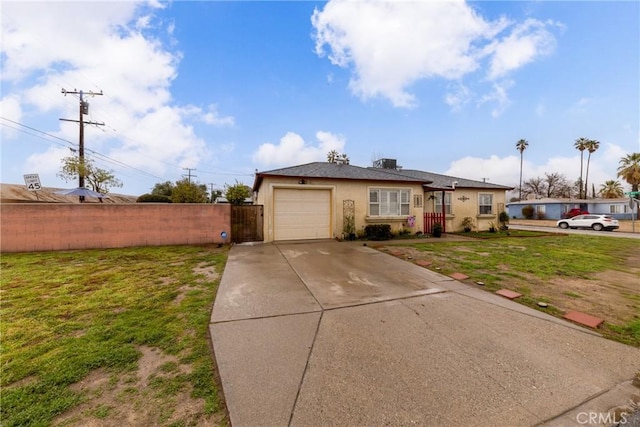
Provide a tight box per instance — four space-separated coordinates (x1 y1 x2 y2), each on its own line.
536 205 546 214
609 204 628 214
433 192 452 214
369 188 410 216
478 193 493 215
413 194 423 208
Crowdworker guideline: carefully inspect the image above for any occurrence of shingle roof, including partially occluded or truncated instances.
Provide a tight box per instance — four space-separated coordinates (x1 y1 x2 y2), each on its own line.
253 162 429 190
253 162 513 191
376 168 513 190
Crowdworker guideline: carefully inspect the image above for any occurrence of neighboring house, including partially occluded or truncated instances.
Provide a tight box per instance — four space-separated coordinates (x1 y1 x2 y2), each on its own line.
0 183 137 203
507 198 637 220
214 196 253 204
252 160 512 242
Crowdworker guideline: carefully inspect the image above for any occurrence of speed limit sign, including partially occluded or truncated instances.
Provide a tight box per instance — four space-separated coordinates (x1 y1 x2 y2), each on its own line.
23 174 42 191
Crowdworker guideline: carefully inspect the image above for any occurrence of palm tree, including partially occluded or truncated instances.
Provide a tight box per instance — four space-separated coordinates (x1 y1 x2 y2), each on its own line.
583 139 600 199
327 150 339 163
599 180 624 198
574 137 588 198
617 152 640 192
516 139 528 200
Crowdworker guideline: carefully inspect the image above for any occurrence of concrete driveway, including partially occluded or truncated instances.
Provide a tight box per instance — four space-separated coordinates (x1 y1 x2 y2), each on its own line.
209 241 640 426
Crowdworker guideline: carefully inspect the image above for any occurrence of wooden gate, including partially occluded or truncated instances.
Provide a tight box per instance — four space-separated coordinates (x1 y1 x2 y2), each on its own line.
231 205 264 243
423 212 446 233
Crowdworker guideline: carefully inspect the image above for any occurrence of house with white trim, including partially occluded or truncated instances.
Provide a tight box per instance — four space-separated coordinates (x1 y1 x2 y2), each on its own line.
252 160 512 242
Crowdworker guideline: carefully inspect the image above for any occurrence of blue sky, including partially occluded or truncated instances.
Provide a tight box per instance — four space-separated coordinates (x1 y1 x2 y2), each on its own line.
1 0 639 197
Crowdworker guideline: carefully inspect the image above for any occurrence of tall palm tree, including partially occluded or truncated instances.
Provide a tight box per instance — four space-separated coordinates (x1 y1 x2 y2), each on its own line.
574 137 588 198
599 180 624 198
617 152 640 192
515 139 528 200
582 139 600 199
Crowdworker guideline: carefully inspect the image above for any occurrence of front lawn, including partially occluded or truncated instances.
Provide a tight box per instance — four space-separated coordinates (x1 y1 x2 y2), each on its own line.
375 234 640 346
1 245 228 426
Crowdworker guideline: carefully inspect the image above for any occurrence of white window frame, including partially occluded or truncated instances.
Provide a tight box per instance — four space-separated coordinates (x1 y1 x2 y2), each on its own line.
536 205 546 214
478 193 493 215
369 188 410 216
433 192 452 214
609 204 628 214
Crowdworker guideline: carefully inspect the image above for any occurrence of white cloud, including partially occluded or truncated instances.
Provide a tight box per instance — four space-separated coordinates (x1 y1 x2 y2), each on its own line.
444 142 630 193
446 155 521 187
199 104 235 127
477 80 513 118
312 0 559 112
1 2 146 80
484 18 558 80
444 83 472 111
25 146 72 181
1 1 233 193
252 131 346 168
0 95 24 139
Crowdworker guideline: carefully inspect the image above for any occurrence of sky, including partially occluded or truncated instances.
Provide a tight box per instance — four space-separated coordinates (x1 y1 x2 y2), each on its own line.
1 0 639 197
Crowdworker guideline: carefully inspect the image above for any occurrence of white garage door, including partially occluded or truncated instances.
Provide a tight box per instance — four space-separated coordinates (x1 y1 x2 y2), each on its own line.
274 189 331 240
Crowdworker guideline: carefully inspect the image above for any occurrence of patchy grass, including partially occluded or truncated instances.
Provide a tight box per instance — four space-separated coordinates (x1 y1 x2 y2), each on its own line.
376 234 640 347
1 245 229 427
452 229 557 239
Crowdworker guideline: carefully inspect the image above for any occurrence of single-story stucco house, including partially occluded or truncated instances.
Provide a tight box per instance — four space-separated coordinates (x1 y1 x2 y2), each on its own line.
506 197 638 220
252 159 512 242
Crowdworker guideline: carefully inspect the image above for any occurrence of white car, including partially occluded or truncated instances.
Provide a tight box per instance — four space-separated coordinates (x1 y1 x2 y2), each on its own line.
556 214 619 231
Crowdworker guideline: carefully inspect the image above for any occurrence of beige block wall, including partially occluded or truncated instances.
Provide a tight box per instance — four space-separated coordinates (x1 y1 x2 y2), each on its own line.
256 177 425 242
0 203 231 253
424 188 507 232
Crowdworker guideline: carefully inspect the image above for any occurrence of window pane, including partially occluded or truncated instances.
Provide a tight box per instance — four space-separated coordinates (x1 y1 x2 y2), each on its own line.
370 190 378 202
370 204 379 216
479 194 493 214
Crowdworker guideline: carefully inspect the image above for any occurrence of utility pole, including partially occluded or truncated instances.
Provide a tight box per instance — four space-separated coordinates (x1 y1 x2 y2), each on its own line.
60 89 104 202
209 183 217 203
182 168 197 183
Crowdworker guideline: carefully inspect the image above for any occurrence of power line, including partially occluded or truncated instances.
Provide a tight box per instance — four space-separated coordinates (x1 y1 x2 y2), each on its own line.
1 116 166 183
182 167 197 183
1 116 77 148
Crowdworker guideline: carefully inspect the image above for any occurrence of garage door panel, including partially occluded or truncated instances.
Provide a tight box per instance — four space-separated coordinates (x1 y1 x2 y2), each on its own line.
274 189 331 240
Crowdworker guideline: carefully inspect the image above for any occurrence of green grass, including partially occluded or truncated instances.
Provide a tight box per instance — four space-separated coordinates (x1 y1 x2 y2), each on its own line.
452 229 555 239
1 245 228 426
386 233 640 346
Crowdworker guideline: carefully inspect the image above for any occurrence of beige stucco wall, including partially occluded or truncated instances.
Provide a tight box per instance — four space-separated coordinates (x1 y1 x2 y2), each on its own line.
424 188 507 232
256 177 425 242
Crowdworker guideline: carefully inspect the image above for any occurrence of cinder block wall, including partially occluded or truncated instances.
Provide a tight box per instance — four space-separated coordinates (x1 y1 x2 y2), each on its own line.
0 204 232 253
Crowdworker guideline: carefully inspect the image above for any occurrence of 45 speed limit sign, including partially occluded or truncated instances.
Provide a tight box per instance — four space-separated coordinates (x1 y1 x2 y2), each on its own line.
23 174 42 191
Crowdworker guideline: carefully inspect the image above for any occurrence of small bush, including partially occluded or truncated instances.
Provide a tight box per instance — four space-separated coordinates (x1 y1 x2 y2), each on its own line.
536 211 546 220
461 216 475 232
364 224 392 241
521 205 535 219
137 194 172 203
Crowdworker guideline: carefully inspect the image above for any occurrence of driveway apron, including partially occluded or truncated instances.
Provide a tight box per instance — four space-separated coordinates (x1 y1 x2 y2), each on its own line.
209 241 640 427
